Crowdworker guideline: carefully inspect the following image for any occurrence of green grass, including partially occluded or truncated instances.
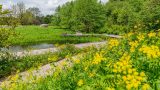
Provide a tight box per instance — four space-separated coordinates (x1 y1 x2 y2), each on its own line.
9 26 104 46
0 45 81 79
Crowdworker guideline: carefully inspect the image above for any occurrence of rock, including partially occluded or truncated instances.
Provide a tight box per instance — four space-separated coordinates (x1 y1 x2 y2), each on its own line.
76 32 83 35
40 24 48 28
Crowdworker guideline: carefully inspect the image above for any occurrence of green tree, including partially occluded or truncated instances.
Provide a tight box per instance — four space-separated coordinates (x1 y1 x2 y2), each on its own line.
71 0 106 32
52 6 61 26
141 0 160 31
59 2 74 28
0 5 16 47
53 0 106 33
44 15 53 24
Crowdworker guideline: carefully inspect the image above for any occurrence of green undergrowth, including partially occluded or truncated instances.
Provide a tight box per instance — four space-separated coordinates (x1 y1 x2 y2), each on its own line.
0 45 82 79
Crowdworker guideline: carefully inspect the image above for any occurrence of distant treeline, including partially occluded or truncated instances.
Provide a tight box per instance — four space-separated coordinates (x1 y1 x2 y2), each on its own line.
0 2 53 25
52 0 160 34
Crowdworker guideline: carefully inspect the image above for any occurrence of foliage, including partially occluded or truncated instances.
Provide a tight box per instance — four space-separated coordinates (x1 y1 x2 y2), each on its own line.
0 5 16 47
52 0 106 33
52 0 160 34
2 31 159 90
43 15 53 24
101 0 160 34
0 44 80 79
11 2 48 25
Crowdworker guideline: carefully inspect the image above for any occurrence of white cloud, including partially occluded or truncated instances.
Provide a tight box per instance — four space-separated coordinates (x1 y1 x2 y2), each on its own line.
0 0 108 15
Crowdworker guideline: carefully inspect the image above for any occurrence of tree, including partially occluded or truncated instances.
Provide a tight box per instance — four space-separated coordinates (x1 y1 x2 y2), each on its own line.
44 15 53 24
27 7 41 17
53 0 106 33
21 11 35 25
16 2 26 25
52 6 61 26
141 0 160 31
0 5 16 47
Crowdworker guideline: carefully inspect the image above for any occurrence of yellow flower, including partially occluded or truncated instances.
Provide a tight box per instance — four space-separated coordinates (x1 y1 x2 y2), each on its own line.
122 67 126 71
142 84 150 90
84 67 88 71
77 79 84 86
133 72 139 76
137 34 145 41
129 41 139 47
140 72 146 77
133 82 139 88
123 71 127 74
136 76 142 81
122 76 127 81
89 73 94 77
11 74 19 81
128 69 133 74
127 32 134 37
9 83 16 90
148 32 156 37
119 62 123 66
113 64 117 69
108 39 119 48
106 87 115 90
139 45 160 59
75 59 80 64
113 69 117 73
126 84 132 90
129 41 139 52
92 53 105 64
127 75 133 80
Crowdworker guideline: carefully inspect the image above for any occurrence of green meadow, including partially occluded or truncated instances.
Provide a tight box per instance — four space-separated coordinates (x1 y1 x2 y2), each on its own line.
9 26 104 46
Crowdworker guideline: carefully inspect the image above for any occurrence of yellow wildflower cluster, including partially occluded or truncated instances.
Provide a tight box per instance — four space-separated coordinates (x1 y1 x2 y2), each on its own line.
77 79 84 86
0 74 19 90
89 72 95 78
137 34 145 41
148 32 156 38
92 53 106 64
48 55 58 62
126 32 134 37
129 41 139 52
75 59 80 64
142 84 150 90
113 53 131 73
113 53 149 90
108 39 119 48
10 74 19 81
106 87 115 90
139 45 160 59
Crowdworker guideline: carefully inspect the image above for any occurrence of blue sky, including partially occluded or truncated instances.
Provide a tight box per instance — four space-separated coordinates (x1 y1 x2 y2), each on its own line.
0 0 108 15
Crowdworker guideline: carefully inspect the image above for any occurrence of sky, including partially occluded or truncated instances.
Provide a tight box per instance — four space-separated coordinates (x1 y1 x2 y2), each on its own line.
0 0 108 15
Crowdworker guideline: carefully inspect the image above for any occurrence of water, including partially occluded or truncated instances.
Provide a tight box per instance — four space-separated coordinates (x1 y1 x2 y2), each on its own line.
1 43 54 53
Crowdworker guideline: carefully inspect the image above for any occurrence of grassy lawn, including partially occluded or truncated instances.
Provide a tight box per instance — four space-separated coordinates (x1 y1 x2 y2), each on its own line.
9 26 104 46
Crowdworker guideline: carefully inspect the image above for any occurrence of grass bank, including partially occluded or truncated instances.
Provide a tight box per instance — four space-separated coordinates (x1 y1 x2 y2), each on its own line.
9 26 105 46
0 45 81 79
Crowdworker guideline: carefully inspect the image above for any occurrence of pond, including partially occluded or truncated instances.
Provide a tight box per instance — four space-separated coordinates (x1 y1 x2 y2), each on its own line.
1 43 54 53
